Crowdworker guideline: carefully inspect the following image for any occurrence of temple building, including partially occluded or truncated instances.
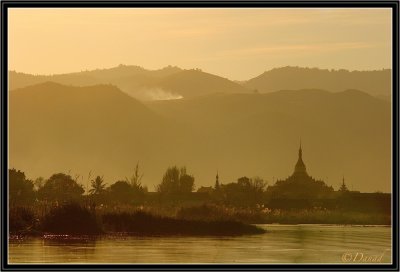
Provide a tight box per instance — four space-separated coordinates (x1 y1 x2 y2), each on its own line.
267 142 334 199
339 176 349 192
215 171 220 190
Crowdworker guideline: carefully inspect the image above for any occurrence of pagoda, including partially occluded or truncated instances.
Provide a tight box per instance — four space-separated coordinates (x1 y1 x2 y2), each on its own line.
267 142 334 199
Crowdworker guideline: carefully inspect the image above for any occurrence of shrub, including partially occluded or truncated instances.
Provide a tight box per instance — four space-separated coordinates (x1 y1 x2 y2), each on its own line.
41 203 101 235
102 210 265 236
9 206 35 233
176 204 228 221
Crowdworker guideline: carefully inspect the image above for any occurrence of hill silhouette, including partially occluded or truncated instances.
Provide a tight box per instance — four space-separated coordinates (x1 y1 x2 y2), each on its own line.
10 65 391 99
148 88 391 193
9 82 391 193
243 66 391 97
9 82 199 186
9 65 247 100
155 69 247 98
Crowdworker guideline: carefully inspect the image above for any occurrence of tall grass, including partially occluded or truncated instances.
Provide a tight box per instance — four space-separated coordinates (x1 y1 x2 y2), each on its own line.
177 204 391 225
102 210 265 236
41 203 102 235
9 206 36 234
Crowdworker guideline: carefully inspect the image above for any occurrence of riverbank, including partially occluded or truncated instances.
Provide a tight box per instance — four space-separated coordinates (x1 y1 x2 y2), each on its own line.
10 203 391 238
176 204 391 225
10 204 265 237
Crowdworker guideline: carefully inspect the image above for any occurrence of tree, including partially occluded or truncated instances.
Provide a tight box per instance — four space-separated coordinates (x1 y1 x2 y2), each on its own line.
33 177 45 191
88 176 107 206
237 176 251 187
125 162 147 193
9 169 35 206
157 166 195 194
38 173 84 204
89 176 106 195
218 176 268 206
108 180 133 204
250 176 268 193
180 172 195 193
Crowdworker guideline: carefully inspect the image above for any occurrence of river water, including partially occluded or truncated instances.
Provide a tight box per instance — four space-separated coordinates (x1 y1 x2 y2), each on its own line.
8 224 392 264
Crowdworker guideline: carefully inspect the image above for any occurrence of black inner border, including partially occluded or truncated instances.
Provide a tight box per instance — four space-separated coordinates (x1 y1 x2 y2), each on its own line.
1 1 399 271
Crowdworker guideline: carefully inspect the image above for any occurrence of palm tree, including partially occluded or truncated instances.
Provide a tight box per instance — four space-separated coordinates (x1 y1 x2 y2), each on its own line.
89 176 106 195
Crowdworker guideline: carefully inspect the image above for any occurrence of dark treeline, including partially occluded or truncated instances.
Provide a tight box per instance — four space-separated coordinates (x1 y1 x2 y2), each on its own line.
9 165 391 236
9 165 268 209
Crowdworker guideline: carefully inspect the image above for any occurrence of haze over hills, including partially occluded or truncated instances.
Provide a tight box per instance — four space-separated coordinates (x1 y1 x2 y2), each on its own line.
9 65 183 90
9 65 391 100
147 88 391 193
243 66 391 98
9 82 200 189
9 82 391 192
9 65 247 101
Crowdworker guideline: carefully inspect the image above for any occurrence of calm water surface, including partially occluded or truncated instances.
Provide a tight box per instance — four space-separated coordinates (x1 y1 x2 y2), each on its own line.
9 224 392 264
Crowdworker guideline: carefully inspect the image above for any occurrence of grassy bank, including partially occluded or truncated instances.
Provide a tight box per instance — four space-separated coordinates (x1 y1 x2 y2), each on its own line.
9 203 390 238
102 211 264 236
10 203 265 236
177 205 391 225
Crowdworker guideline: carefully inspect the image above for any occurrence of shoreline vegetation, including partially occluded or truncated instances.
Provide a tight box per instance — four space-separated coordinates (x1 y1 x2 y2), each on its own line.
9 167 391 237
10 202 390 238
10 203 265 237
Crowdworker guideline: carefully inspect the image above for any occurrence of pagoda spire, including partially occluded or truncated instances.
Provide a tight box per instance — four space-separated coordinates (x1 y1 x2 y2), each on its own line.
299 138 302 159
294 139 307 174
215 170 220 190
339 175 349 192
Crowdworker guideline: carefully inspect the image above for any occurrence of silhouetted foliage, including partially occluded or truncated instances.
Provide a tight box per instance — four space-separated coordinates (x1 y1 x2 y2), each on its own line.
176 204 226 221
124 163 148 202
125 162 147 192
7 166 393 237
37 173 84 204
250 176 268 192
9 169 35 206
108 181 133 204
102 210 264 236
89 176 106 195
41 203 101 235
157 166 195 194
9 206 35 233
33 177 45 191
219 176 268 206
89 176 107 205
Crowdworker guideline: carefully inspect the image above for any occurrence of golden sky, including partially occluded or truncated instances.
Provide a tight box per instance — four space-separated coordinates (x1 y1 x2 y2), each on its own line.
9 8 392 80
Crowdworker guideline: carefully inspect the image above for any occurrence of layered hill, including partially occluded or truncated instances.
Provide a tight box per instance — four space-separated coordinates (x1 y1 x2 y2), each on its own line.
10 65 392 100
9 82 198 186
155 69 247 98
9 65 248 100
147 89 391 193
243 66 391 97
9 82 391 192
9 65 182 90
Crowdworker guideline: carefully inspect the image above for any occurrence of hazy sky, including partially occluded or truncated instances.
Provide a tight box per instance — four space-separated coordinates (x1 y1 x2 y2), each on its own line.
9 8 392 80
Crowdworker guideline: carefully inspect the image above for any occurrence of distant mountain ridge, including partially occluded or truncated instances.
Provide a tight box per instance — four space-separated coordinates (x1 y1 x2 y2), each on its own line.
9 65 247 100
9 65 392 100
243 66 391 97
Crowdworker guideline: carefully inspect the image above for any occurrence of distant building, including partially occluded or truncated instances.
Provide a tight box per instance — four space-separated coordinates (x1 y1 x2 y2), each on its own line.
267 142 334 199
339 176 349 192
215 171 220 190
